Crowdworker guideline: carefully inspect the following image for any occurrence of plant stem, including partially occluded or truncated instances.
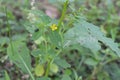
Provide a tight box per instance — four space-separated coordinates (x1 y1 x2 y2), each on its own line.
45 59 52 77
5 7 14 56
45 0 68 77
58 0 68 28
58 0 68 49
103 57 119 65
45 49 62 77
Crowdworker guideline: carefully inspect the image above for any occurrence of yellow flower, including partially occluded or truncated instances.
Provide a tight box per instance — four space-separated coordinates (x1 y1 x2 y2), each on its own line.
50 24 58 31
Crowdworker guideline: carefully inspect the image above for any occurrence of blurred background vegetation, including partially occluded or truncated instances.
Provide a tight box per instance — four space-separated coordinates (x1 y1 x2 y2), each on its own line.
0 0 120 80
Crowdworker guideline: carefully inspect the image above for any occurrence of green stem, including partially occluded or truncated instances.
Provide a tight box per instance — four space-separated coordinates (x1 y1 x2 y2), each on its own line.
89 66 98 80
5 8 11 40
5 7 14 57
58 0 68 28
45 0 68 77
76 56 85 71
45 59 52 77
103 57 119 65
58 0 68 49
45 49 62 77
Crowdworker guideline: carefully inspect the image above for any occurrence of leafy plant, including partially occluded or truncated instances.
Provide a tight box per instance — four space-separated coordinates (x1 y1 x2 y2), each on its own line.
0 0 120 80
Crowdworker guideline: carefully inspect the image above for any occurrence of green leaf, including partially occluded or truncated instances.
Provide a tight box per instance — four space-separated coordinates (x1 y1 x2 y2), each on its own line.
61 75 72 80
55 58 71 69
97 71 110 80
7 41 32 73
24 22 36 33
24 10 51 33
5 71 10 80
49 31 62 48
31 49 41 57
29 10 51 25
64 21 101 52
31 31 42 41
64 69 72 75
84 58 98 66
12 34 27 41
64 20 120 56
36 77 51 80
104 63 120 80
0 37 9 46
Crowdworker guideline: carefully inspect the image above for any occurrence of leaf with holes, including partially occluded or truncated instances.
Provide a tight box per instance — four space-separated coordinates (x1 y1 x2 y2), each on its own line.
64 20 120 56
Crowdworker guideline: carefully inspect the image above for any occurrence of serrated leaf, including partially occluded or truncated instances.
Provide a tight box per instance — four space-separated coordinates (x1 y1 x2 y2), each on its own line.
49 31 62 48
64 20 120 56
29 10 51 25
24 10 51 33
31 31 42 40
24 22 37 33
31 49 41 57
55 59 71 69
64 22 101 52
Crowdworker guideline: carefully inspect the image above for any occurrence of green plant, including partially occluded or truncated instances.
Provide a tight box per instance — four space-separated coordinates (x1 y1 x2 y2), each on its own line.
0 0 120 80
